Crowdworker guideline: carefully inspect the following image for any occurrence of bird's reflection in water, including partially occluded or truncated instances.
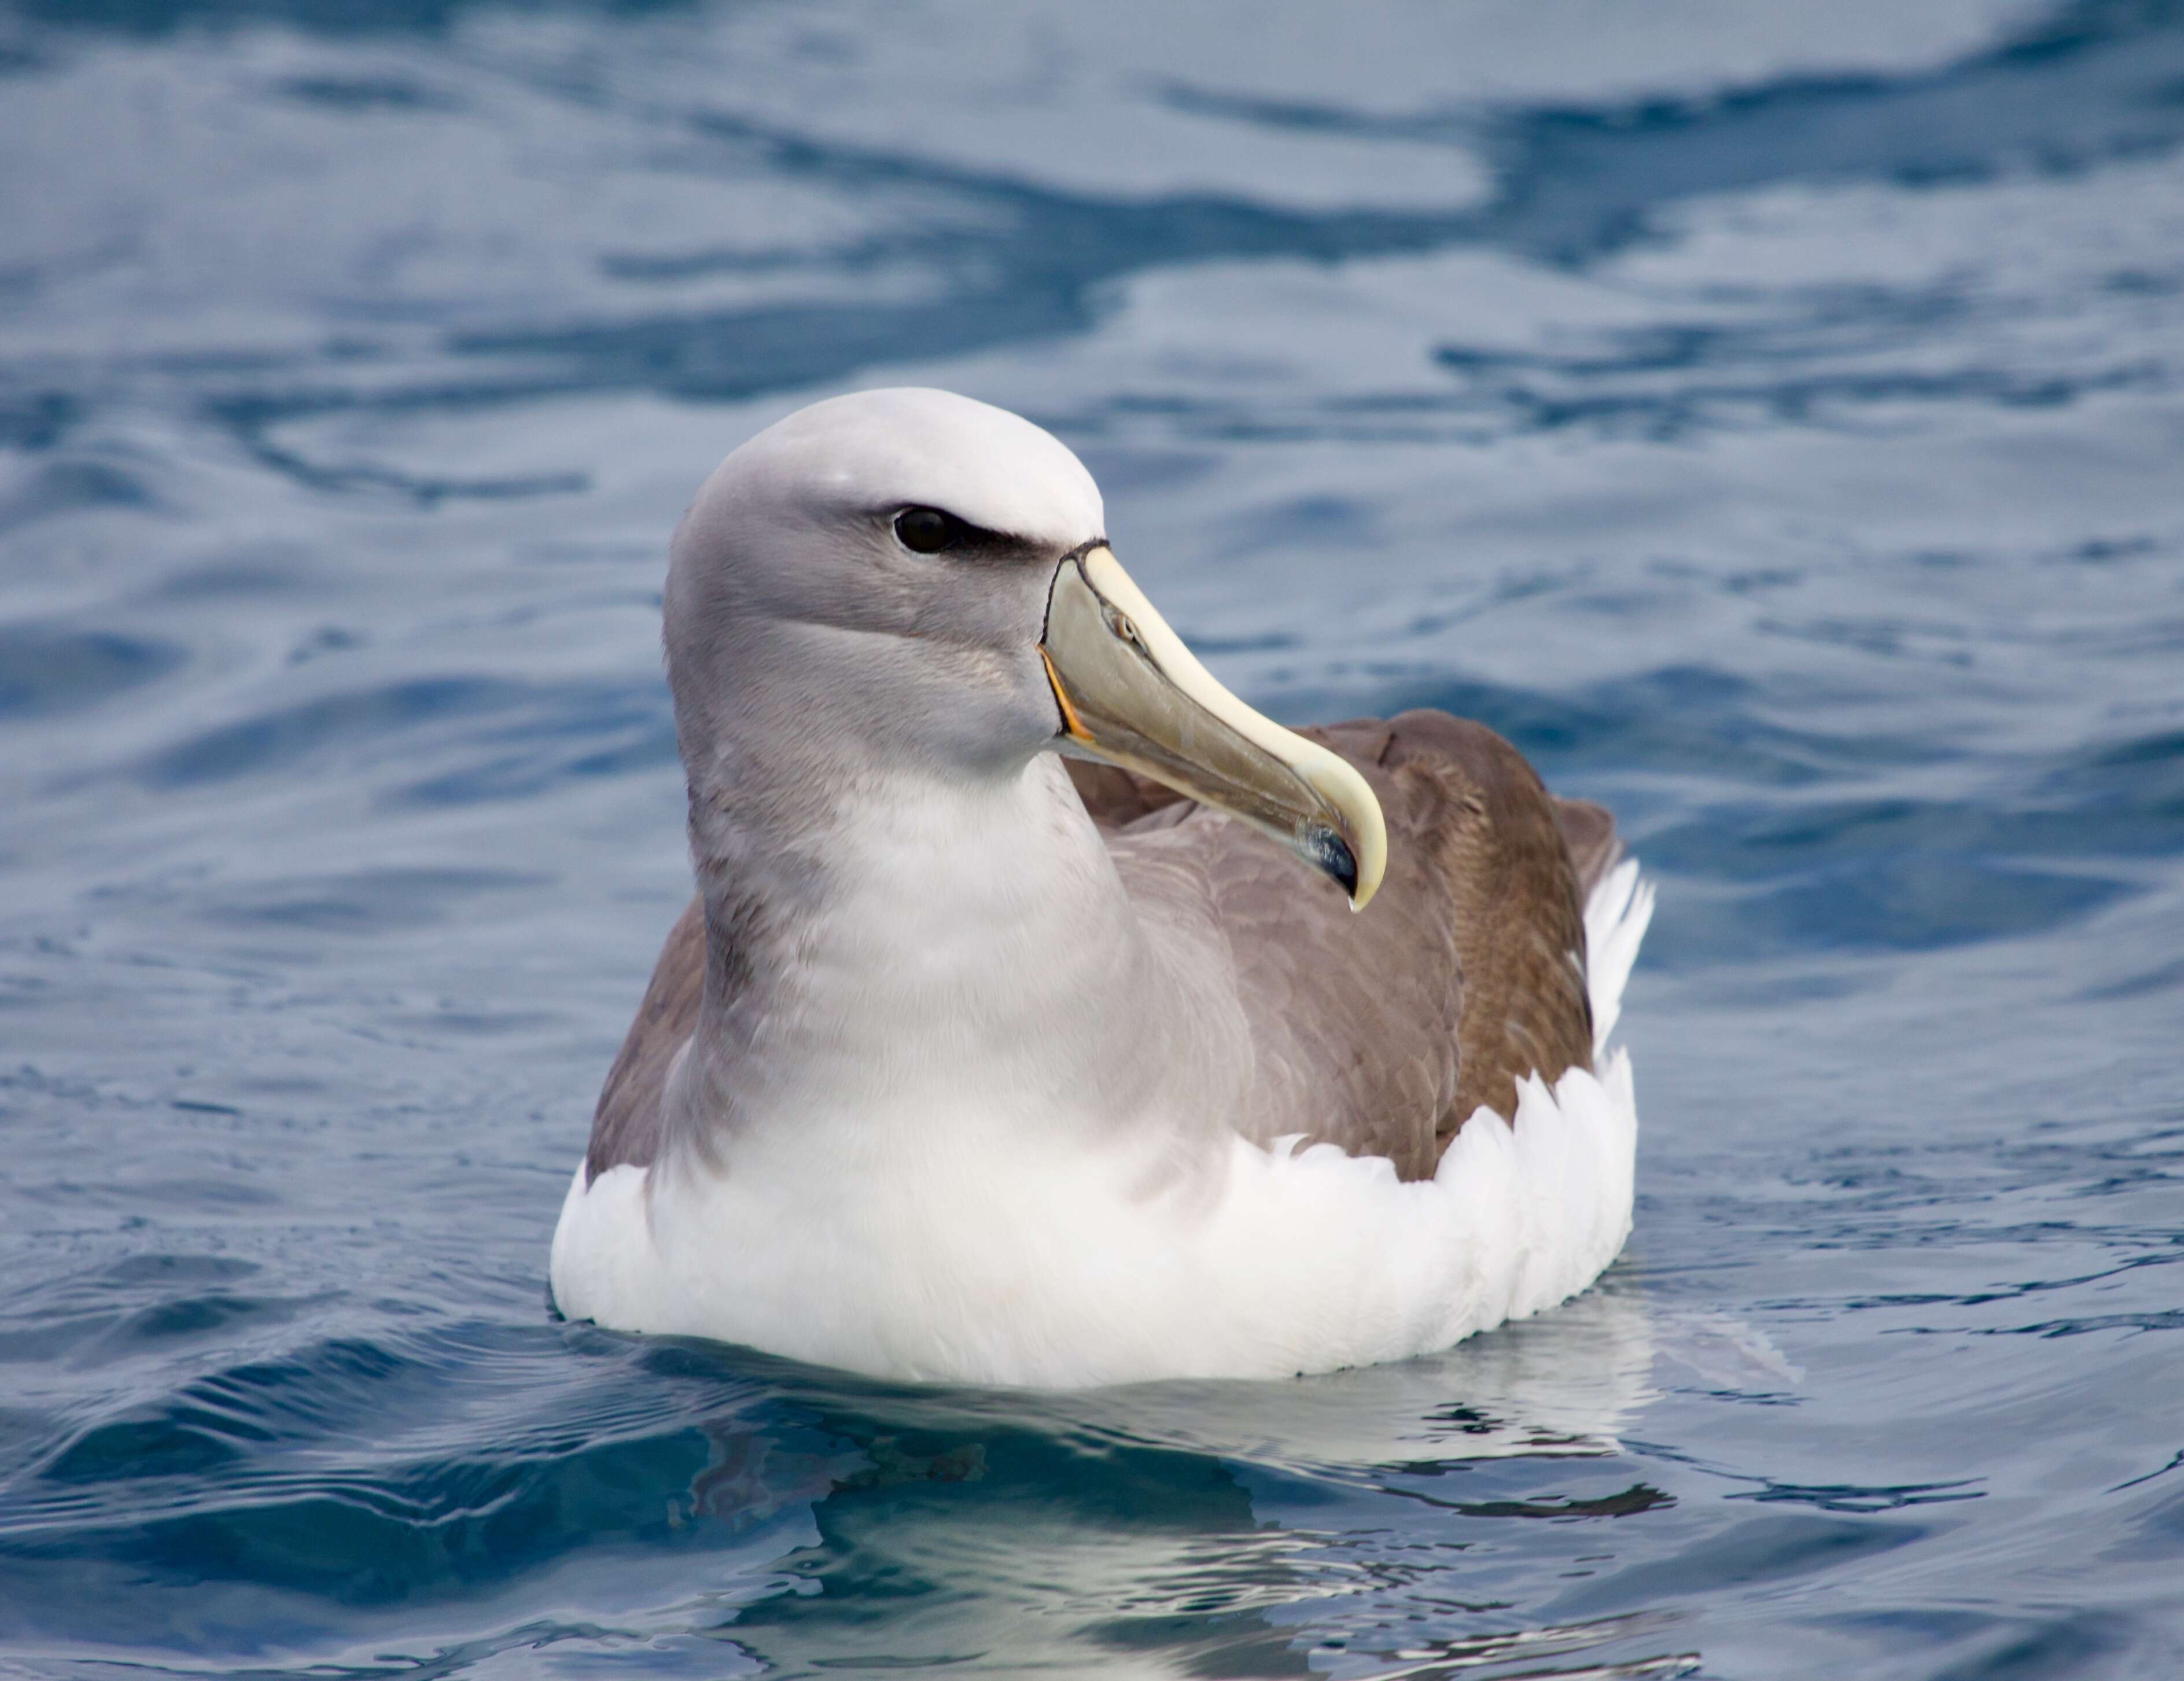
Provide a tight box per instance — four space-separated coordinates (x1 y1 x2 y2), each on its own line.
680 1426 985 1531
646 1282 1743 1678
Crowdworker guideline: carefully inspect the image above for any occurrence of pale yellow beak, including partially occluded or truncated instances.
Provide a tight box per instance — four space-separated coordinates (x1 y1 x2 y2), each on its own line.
1038 546 1387 910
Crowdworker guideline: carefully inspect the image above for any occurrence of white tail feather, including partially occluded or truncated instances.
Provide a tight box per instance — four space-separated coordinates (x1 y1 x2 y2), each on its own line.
1583 858 1653 1054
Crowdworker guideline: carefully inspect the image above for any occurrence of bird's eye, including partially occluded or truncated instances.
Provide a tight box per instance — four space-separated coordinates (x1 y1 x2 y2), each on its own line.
894 507 964 554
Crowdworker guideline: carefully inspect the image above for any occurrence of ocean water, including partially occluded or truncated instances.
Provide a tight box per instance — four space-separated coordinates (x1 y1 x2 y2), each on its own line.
3 0 2181 1673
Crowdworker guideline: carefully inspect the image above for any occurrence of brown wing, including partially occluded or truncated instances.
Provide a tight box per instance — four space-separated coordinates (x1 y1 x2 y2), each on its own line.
585 893 704 1181
1375 711 1597 1147
1552 794 1625 901
1077 709 1601 1182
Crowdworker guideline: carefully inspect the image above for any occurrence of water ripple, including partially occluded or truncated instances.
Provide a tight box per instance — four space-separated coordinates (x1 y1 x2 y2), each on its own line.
3 1 2181 1675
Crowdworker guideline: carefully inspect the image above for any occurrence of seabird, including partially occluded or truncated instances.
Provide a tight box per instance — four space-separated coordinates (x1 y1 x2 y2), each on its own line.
550 388 1652 1388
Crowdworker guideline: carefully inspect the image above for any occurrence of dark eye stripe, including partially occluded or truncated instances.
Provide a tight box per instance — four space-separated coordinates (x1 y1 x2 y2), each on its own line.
894 507 966 554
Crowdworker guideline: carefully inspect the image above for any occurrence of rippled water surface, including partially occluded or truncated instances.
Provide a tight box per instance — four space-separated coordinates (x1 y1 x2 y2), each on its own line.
4 1 2183 1674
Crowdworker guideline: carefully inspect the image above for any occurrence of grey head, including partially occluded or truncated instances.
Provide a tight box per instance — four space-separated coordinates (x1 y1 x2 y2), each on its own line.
662 387 1386 904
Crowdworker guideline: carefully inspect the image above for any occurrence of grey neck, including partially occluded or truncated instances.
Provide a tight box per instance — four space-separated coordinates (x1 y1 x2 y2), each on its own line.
663 745 1181 1161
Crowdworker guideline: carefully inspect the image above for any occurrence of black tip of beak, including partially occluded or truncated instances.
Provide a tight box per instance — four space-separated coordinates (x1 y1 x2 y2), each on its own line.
1305 826 1359 899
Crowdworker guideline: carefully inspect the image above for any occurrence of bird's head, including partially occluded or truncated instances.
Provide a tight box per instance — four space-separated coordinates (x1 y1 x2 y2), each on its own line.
665 387 1384 907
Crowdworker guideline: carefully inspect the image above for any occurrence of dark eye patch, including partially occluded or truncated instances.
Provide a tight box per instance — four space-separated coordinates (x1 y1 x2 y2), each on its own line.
894 506 967 554
885 505 1060 569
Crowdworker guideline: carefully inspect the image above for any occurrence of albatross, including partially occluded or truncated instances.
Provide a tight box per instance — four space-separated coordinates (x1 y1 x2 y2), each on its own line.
550 388 1652 1388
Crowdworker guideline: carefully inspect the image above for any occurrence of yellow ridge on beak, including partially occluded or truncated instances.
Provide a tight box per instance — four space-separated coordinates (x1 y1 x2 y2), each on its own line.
1039 546 1387 910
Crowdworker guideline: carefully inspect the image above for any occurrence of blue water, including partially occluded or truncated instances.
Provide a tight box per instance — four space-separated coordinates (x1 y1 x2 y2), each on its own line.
3 0 2181 1673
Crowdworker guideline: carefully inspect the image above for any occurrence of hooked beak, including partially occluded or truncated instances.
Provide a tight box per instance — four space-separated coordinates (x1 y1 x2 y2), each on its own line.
1038 546 1387 910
